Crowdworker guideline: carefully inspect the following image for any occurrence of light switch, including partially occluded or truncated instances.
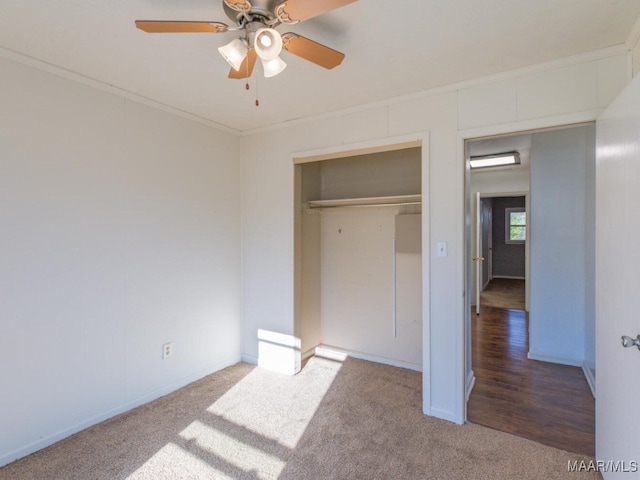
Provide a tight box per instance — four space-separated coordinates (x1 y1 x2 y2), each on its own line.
437 242 448 257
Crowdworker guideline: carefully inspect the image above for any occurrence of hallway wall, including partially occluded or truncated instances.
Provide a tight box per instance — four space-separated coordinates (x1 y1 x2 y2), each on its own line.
529 124 595 366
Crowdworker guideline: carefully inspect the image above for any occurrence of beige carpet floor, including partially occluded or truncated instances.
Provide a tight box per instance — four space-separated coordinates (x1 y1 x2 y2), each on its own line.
0 356 599 480
480 278 526 310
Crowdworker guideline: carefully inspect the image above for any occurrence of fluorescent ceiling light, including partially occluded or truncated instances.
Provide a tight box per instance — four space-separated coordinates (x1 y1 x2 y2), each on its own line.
470 152 520 169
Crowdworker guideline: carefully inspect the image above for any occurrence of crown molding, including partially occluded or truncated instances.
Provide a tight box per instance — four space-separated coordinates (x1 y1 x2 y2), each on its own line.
1 42 628 139
625 13 640 50
0 46 241 136
242 44 628 137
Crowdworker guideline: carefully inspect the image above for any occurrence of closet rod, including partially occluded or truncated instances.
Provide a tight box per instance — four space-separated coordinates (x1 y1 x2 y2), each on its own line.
307 201 421 210
306 194 422 210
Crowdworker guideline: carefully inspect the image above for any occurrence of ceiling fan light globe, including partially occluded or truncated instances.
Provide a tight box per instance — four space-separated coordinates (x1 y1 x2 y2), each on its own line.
260 35 272 48
218 38 248 71
261 56 287 78
254 28 283 60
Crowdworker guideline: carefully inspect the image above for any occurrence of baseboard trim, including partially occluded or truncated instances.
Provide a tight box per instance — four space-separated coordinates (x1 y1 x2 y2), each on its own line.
466 370 476 402
302 347 316 361
492 275 525 280
582 362 596 398
314 344 422 372
0 354 242 468
430 407 462 425
527 351 582 367
241 354 258 365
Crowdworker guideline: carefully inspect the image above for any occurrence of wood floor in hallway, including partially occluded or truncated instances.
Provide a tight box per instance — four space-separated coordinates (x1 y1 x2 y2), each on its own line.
467 306 595 457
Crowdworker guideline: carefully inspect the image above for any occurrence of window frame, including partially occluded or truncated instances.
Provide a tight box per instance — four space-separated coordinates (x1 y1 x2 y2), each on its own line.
505 207 526 244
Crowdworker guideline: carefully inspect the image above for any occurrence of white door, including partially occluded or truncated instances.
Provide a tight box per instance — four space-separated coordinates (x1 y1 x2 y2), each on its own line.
595 73 640 477
481 198 493 287
474 192 483 314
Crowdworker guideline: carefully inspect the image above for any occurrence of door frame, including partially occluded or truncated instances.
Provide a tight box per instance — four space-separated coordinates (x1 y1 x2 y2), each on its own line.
475 191 530 311
481 196 493 288
458 112 600 423
292 132 431 413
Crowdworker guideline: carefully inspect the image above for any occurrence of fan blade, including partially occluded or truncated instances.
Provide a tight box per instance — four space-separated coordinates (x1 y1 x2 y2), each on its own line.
282 33 345 69
276 0 357 22
135 21 228 33
224 0 252 12
229 49 257 79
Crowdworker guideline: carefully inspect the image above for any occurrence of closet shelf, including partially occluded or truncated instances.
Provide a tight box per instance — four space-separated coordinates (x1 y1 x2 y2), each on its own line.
307 194 421 209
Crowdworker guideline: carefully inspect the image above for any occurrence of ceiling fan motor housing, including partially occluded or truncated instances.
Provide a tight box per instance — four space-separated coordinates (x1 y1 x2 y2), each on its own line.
223 0 279 25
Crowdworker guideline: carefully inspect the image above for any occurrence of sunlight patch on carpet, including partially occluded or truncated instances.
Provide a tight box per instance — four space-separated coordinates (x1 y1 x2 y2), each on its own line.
127 356 344 479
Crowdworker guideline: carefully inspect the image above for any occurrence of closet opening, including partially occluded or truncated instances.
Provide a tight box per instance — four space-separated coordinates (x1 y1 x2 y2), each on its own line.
293 143 424 374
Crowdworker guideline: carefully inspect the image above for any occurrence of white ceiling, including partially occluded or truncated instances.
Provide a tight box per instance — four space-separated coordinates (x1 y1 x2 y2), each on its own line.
1 1 639 132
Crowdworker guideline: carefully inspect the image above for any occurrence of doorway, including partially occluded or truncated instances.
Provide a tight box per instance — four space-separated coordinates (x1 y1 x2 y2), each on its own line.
464 125 596 456
474 194 528 313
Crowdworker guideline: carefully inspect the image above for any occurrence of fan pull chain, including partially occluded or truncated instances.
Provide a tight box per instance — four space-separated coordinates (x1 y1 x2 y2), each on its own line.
255 68 259 107
245 51 250 91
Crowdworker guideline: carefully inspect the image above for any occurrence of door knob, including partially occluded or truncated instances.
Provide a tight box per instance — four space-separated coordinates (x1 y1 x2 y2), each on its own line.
621 335 640 350
472 257 485 261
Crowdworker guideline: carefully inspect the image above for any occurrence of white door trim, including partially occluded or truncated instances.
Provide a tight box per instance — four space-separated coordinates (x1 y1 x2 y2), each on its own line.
292 131 432 415
458 111 601 424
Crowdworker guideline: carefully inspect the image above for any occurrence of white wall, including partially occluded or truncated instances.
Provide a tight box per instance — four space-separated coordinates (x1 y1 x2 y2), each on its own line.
469 168 531 195
529 125 595 366
298 164 322 356
319 207 422 369
241 47 629 423
631 27 640 77
0 57 242 466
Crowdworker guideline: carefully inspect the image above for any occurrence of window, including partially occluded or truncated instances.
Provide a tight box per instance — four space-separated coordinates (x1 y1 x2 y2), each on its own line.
505 207 526 243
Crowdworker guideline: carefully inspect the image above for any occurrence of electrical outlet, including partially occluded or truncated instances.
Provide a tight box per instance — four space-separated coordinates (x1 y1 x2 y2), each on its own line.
162 342 173 359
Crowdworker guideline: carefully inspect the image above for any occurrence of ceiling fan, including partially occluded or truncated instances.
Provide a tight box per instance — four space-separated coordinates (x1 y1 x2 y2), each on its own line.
135 0 357 79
